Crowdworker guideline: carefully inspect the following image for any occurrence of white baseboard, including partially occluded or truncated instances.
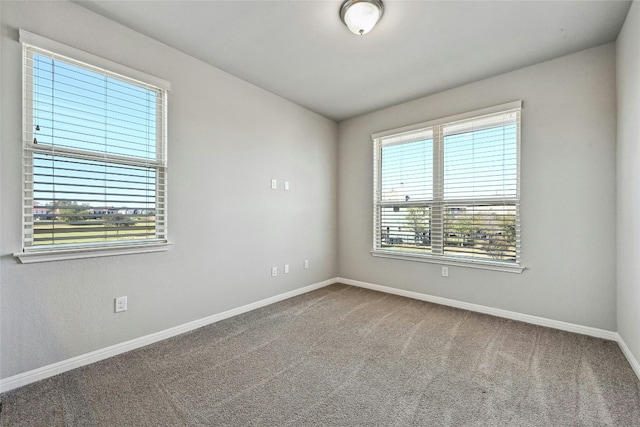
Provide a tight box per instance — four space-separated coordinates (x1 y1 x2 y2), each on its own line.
615 333 640 381
337 277 619 341
0 278 337 393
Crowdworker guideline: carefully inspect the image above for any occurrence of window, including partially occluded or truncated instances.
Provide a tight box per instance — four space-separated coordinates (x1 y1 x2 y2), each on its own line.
372 101 522 272
17 30 170 263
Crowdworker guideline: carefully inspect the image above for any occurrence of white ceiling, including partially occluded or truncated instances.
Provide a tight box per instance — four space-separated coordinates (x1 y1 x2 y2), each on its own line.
74 0 632 122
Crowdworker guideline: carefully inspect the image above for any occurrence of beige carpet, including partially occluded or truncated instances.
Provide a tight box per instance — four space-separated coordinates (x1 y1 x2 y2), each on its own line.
2 283 640 426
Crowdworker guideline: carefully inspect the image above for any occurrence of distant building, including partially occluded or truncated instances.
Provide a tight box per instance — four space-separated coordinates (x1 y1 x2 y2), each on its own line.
88 207 118 215
33 205 48 219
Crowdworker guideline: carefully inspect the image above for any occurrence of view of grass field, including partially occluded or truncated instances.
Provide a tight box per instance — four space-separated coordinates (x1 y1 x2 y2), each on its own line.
33 219 155 246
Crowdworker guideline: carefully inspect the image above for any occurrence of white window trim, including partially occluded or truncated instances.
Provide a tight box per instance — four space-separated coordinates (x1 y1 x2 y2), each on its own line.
371 101 521 140
18 30 170 91
371 249 525 274
371 101 523 273
14 242 173 264
16 30 172 263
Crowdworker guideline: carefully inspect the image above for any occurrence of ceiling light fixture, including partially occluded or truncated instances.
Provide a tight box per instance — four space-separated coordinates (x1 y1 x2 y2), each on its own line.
340 0 384 36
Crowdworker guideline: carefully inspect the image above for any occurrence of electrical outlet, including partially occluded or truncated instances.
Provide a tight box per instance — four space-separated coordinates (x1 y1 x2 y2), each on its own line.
115 296 128 313
271 266 278 277
284 264 290 274
271 179 277 189
441 266 449 277
284 181 290 191
304 259 309 269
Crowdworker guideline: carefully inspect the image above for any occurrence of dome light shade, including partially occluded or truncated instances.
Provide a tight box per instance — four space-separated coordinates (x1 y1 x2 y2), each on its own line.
340 0 384 35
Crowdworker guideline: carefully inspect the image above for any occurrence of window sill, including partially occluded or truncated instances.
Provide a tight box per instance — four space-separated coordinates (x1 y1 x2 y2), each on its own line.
14 242 173 264
371 250 525 274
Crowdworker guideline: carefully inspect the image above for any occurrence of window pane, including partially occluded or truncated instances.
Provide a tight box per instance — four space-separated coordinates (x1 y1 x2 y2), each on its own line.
443 204 517 261
31 54 159 161
32 153 158 246
378 205 431 251
444 122 517 199
381 139 433 202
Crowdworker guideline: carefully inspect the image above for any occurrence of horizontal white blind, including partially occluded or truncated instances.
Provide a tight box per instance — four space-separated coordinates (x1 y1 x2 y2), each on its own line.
373 105 521 265
380 137 433 202
22 42 168 250
377 205 433 249
443 110 518 200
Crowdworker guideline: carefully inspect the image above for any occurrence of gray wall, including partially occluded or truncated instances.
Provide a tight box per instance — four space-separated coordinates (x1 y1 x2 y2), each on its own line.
617 1 640 368
0 1 338 379
338 44 617 331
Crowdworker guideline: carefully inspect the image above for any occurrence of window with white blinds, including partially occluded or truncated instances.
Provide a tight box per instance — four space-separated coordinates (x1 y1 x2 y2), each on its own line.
373 102 521 270
20 33 169 255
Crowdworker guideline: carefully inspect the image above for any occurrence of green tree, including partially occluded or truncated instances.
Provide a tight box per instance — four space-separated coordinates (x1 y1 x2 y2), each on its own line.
47 201 91 222
446 212 474 246
104 215 136 239
105 215 135 228
499 214 516 244
480 213 516 259
405 206 430 245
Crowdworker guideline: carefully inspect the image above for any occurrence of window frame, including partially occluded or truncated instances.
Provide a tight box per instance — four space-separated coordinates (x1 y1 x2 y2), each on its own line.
371 101 524 273
14 30 172 264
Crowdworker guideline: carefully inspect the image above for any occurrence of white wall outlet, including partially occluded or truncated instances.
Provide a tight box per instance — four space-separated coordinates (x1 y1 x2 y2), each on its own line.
115 296 128 313
271 266 278 277
304 259 309 269
441 266 449 277
284 181 290 190
284 264 290 274
271 179 277 189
